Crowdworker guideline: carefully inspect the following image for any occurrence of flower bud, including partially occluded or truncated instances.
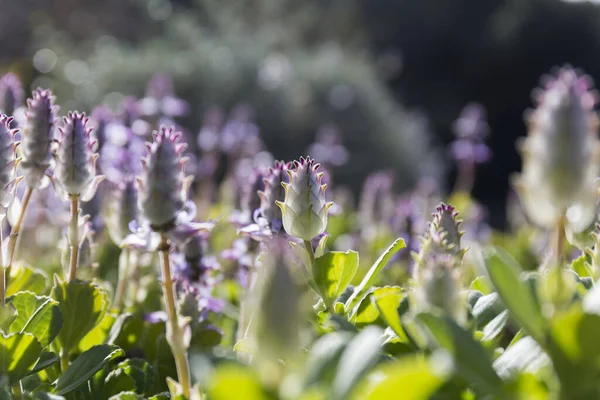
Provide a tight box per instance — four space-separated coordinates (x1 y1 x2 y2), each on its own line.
413 203 465 267
258 161 290 232
276 156 333 241
106 178 139 245
513 66 600 232
137 125 191 229
20 89 58 188
0 73 24 117
54 112 104 201
414 254 464 323
0 115 20 218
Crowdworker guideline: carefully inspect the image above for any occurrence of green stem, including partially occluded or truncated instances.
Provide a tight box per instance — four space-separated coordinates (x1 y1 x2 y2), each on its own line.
68 195 80 282
128 251 141 308
555 214 566 266
159 234 191 398
304 240 315 265
60 350 69 372
12 381 23 399
6 186 33 270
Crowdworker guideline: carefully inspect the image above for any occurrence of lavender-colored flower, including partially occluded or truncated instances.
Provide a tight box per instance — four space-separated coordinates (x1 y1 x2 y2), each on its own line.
0 73 24 117
139 73 189 120
106 178 139 246
89 105 113 157
53 112 104 201
277 157 333 241
242 168 266 217
306 124 349 168
258 161 290 233
0 115 20 218
20 89 58 189
513 66 600 232
137 125 214 241
358 171 396 237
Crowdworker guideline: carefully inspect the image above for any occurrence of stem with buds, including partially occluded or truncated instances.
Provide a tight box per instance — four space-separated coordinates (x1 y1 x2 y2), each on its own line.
158 234 191 398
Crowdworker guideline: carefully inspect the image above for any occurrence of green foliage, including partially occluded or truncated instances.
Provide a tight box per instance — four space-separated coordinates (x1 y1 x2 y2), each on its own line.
313 250 359 309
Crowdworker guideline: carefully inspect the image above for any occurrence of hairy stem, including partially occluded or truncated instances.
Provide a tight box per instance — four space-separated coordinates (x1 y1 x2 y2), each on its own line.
159 234 191 398
6 186 33 269
68 195 80 282
112 248 131 311
128 251 141 307
555 214 566 266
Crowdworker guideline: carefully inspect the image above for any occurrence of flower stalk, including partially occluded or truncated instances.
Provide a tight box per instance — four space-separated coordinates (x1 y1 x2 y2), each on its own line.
158 234 191 399
68 195 80 282
6 187 33 269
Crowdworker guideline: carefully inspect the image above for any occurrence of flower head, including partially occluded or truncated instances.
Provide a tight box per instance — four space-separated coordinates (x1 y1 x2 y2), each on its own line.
0 73 24 117
0 115 20 218
54 112 104 201
513 66 600 232
276 157 333 241
258 161 290 233
20 89 58 188
106 178 139 246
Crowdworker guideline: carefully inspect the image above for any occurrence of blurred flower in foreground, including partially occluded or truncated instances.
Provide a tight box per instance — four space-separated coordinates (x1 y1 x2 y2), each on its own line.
512 66 600 233
0 115 19 219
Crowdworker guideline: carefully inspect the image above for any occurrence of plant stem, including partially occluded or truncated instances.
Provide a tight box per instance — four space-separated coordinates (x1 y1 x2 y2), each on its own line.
128 251 141 307
113 248 131 311
68 194 80 282
304 240 315 265
158 234 191 399
12 381 23 399
6 186 33 269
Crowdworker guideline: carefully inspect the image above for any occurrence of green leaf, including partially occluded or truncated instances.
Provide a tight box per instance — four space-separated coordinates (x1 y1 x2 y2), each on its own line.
6 265 48 298
471 293 504 329
0 332 43 384
304 332 353 387
24 392 66 400
116 359 154 395
345 238 405 313
28 351 59 376
108 392 145 400
332 326 383 400
470 276 494 295
481 310 509 342
54 344 124 395
350 289 381 328
51 279 108 352
207 364 269 400
102 369 136 399
484 247 546 343
78 312 116 352
351 353 450 400
313 250 359 308
571 255 594 278
371 287 408 341
417 313 504 395
8 292 63 348
493 336 550 379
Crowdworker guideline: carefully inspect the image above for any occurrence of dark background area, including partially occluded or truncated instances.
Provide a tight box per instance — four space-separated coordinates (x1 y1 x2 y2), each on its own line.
2 0 600 229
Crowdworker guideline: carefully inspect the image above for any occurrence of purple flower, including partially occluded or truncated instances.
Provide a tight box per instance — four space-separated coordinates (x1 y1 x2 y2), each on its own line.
0 73 24 117
306 124 349 168
139 73 190 120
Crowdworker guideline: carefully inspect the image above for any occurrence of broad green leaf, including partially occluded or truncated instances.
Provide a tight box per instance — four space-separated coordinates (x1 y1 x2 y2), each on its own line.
345 238 405 313
24 392 65 400
78 312 116 352
471 293 504 329
571 255 594 278
54 344 124 395
493 336 550 379
304 332 352 387
0 332 42 384
371 286 408 341
350 289 381 328
207 364 269 400
313 250 359 308
102 369 136 399
352 353 450 400
8 292 63 348
481 310 509 342
28 351 59 376
116 359 154 395
417 313 504 395
6 265 48 297
503 373 549 400
332 326 384 400
484 247 546 343
51 279 108 352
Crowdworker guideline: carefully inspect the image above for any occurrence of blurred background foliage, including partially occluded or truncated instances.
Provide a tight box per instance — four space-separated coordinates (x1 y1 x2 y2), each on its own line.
2 0 600 227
